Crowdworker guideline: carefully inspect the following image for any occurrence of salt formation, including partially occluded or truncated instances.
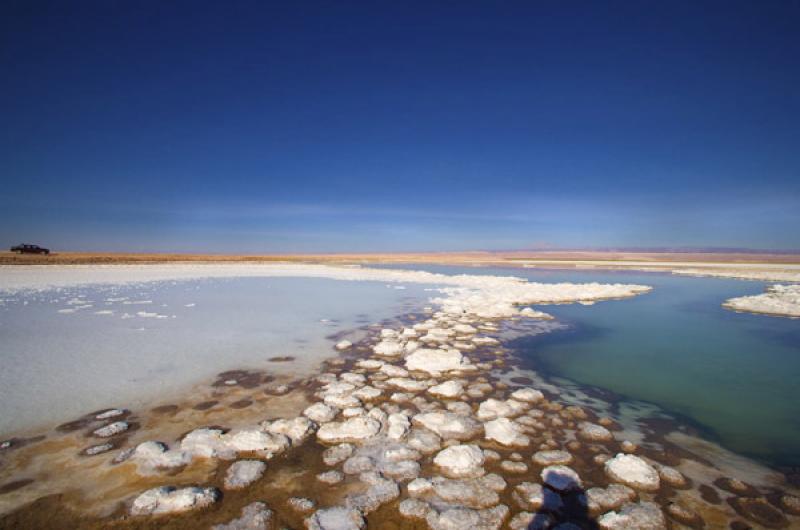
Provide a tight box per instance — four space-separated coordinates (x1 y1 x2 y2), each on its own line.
130 486 219 515
723 283 800 317
598 501 666 529
224 460 266 490
212 502 273 530
433 444 486 478
604 453 661 491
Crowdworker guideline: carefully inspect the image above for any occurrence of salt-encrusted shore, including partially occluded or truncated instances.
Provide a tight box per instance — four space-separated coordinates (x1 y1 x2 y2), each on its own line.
0 265 798 530
723 284 800 318
670 267 800 283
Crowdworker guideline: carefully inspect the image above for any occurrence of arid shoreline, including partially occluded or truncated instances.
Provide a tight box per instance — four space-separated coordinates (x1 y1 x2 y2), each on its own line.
2 250 800 266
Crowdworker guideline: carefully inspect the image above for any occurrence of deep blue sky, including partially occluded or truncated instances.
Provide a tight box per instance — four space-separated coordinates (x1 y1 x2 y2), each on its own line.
2 1 799 252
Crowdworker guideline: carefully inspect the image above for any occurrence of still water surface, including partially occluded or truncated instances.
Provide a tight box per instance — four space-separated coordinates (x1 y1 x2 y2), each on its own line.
389 264 800 468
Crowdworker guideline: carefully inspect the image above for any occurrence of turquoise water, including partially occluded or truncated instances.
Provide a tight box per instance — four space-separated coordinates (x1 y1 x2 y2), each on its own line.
384 264 800 468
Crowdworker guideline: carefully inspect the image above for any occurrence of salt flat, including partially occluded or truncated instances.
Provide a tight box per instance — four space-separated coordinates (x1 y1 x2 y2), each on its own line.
0 263 649 437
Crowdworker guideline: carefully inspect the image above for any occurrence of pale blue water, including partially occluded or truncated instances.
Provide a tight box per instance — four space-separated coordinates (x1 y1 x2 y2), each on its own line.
382 264 800 468
0 277 432 436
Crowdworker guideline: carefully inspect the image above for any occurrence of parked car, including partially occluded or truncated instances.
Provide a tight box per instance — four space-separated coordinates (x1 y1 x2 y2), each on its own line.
10 244 50 255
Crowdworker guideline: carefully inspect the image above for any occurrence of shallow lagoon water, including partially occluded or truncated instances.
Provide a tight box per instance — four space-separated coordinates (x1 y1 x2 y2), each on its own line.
383 264 800 469
0 277 432 436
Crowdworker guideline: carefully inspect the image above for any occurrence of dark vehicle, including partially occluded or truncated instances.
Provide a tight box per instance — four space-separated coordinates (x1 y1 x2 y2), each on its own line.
10 244 50 255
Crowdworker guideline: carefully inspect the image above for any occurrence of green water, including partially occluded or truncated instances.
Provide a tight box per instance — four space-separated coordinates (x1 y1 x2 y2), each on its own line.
387 264 800 468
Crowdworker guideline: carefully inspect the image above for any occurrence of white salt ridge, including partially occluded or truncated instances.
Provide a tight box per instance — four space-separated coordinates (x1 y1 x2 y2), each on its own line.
672 267 800 282
723 283 800 318
0 264 651 319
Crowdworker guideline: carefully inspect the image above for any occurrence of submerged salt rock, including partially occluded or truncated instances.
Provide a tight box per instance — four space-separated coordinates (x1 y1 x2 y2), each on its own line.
665 501 703 527
345 473 399 514
305 506 365 530
654 463 687 488
264 417 316 445
317 416 381 444
520 307 553 319
84 442 114 456
405 348 470 374
408 477 433 496
433 444 486 478
532 449 573 466
212 501 272 530
93 421 129 438
96 408 127 420
224 460 267 490
340 372 366 385
323 443 354 466
426 504 509 530
380 364 408 377
476 399 526 421
430 475 504 509
484 418 529 447
407 428 442 454
180 428 226 457
382 459 420 481
387 413 410 440
288 497 316 513
598 501 666 530
585 484 636 514
780 494 800 515
413 412 482 441
317 470 343 484
578 422 614 442
374 340 404 357
130 486 219 515
335 340 352 350
399 498 430 519
446 401 473 415
356 359 383 370
509 511 554 530
351 385 382 401
428 380 464 399
129 441 191 473
500 460 528 473
541 465 583 492
605 454 660 491
386 377 430 392
225 429 290 455
304 403 338 423
510 388 544 403
512 482 564 512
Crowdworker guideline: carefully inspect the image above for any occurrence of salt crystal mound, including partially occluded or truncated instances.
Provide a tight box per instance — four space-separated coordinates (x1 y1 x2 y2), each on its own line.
305 506 365 530
541 465 583 491
412 412 482 441
224 460 267 490
483 418 530 447
428 380 464 399
604 453 661 491
405 348 474 375
597 501 666 530
317 416 382 444
723 284 800 318
212 502 272 530
130 485 219 515
433 444 486 478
